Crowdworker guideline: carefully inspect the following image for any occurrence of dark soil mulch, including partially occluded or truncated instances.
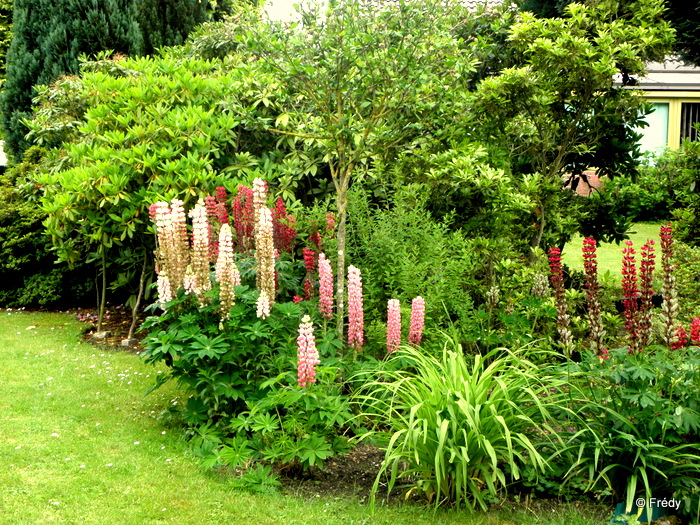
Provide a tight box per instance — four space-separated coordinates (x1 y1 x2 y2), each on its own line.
70 305 148 351
280 443 387 502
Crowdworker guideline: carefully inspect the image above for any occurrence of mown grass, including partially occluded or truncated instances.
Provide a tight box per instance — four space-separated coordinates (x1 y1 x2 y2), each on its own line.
0 311 610 525
561 222 663 280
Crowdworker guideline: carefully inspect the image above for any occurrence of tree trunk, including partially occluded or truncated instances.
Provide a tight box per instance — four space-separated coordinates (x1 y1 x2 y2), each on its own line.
335 184 348 337
97 248 107 332
528 202 546 264
127 252 148 340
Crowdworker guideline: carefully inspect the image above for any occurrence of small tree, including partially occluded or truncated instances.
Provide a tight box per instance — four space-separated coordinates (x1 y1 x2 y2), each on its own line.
469 0 674 254
245 0 474 333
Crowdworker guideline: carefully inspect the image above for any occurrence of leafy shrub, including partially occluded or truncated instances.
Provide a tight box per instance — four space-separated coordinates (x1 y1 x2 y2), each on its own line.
674 242 700 321
591 139 700 229
560 347 700 518
355 343 568 510
0 147 92 307
347 188 480 350
141 283 342 421
226 369 354 473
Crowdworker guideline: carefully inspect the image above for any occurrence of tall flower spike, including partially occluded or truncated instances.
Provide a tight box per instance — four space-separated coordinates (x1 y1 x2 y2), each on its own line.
169 199 189 291
205 196 219 262
672 323 688 350
252 177 267 214
408 296 425 347
156 270 173 306
215 224 240 320
621 240 639 353
272 198 297 254
215 186 229 225
691 318 700 347
659 222 679 347
256 290 271 319
347 265 364 350
255 206 276 306
638 240 656 349
548 247 573 356
318 253 334 320
297 315 320 387
302 247 316 300
582 237 605 355
232 185 255 252
386 299 401 354
153 199 188 293
189 199 212 303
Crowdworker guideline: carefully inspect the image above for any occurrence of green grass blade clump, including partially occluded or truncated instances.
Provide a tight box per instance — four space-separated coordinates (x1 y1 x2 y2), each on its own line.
356 341 568 511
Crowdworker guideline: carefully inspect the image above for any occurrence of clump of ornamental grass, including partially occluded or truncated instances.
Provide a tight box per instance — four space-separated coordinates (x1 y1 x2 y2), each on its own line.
355 341 568 511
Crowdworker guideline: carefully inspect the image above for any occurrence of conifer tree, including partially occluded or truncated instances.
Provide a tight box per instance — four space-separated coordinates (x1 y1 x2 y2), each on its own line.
1 0 141 159
0 0 220 160
135 0 211 55
0 0 11 81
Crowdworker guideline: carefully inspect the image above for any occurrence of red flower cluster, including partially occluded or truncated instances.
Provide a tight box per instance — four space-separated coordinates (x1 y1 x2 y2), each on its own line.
672 323 688 350
272 198 297 254
691 317 700 346
302 247 316 300
215 186 229 225
621 241 640 353
659 223 679 347
232 186 255 252
582 238 605 355
637 240 656 348
309 231 322 251
204 196 219 261
548 247 573 355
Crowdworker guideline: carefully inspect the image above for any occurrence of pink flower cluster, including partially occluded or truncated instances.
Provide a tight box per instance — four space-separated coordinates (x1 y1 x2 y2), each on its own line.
386 299 401 353
408 296 425 347
297 315 320 387
318 253 334 320
347 265 364 350
385 297 426 353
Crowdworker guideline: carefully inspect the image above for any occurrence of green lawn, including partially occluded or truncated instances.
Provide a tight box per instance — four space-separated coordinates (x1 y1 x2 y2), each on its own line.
0 311 610 525
561 223 663 280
